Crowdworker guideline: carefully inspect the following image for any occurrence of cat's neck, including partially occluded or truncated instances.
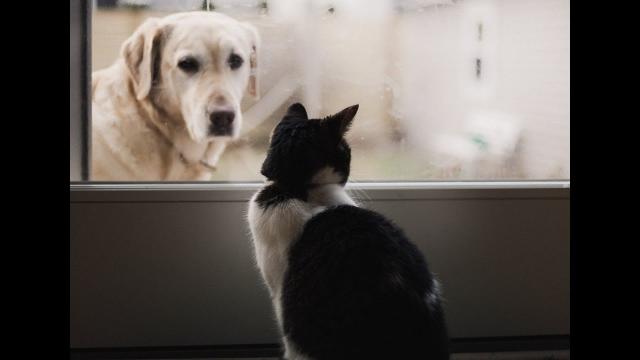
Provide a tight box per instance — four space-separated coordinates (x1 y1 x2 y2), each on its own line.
260 181 357 209
307 183 357 208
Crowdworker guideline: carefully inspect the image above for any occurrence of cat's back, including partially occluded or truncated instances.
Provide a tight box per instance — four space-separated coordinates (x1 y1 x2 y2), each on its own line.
282 205 450 360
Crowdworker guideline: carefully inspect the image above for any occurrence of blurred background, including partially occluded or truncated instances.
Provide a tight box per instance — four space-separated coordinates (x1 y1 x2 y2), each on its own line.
92 0 569 182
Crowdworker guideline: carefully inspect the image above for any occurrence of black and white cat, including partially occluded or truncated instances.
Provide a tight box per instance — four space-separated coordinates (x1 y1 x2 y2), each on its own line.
247 103 449 360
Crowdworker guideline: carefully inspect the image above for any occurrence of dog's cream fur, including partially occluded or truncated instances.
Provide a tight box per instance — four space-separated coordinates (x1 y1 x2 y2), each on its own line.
247 167 357 360
91 12 259 180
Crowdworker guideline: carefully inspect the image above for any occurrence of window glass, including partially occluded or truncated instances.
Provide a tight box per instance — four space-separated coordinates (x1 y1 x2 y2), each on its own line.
90 0 569 181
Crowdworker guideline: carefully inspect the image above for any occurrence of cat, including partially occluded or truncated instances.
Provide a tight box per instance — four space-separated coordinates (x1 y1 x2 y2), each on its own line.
247 103 450 360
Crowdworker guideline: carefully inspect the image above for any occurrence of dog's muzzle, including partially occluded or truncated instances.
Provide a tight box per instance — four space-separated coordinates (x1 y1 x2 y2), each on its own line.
209 111 235 136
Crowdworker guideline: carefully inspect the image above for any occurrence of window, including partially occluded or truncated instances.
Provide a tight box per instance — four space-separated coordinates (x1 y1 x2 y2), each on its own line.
80 0 569 182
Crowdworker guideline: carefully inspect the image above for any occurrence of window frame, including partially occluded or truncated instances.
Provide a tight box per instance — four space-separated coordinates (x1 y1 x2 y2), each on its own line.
70 0 91 181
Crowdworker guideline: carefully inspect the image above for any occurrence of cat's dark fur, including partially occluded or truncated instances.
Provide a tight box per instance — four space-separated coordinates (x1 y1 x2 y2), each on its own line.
248 103 449 360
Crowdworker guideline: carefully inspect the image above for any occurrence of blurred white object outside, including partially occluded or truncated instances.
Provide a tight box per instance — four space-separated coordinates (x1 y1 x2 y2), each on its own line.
432 111 522 178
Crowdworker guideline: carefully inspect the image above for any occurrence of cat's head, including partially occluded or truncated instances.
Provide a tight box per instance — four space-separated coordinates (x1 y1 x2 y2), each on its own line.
260 102 359 190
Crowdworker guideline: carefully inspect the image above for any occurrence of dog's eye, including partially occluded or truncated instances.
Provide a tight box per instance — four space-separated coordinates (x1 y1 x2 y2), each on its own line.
178 56 199 73
227 53 244 70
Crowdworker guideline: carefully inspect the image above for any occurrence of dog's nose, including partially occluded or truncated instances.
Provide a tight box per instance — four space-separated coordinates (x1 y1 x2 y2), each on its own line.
209 111 235 136
210 111 235 126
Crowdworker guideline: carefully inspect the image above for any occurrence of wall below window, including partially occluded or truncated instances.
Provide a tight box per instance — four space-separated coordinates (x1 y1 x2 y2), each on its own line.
70 186 569 349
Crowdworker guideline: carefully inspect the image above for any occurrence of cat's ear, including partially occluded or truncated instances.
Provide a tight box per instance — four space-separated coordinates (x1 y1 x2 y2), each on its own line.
285 102 308 120
325 104 359 136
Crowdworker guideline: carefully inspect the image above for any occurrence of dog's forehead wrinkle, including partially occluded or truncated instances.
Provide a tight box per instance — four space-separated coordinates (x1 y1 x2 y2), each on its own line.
220 32 251 56
169 23 214 45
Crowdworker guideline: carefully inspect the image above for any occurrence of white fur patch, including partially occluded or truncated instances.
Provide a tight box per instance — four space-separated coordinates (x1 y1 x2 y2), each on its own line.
310 166 344 185
308 184 357 208
247 190 317 327
283 335 314 360
247 181 357 359
308 166 357 207
427 278 442 307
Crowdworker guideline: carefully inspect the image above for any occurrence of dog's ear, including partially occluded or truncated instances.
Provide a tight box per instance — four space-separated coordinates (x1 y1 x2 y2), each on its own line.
242 22 260 100
325 104 359 136
121 17 163 101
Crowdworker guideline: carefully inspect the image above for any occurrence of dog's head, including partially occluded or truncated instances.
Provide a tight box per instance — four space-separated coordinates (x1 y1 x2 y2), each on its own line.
121 12 260 142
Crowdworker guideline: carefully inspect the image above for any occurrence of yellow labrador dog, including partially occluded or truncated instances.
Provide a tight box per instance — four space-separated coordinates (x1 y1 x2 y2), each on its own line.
92 12 259 180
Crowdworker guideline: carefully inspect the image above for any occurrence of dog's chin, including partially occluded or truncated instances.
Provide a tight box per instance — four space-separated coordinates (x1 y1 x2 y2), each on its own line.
209 134 235 141
208 125 240 140
208 127 233 138
187 130 208 144
185 117 215 144
185 124 210 144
